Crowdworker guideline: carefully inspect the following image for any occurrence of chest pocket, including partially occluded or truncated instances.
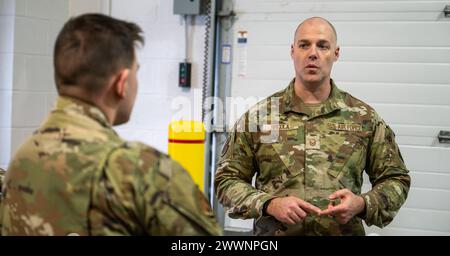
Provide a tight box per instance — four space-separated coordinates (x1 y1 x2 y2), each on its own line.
255 126 305 182
326 130 369 191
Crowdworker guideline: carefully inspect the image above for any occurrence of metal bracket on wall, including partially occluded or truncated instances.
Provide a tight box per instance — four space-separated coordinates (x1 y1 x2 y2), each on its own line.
438 130 450 144
444 5 450 17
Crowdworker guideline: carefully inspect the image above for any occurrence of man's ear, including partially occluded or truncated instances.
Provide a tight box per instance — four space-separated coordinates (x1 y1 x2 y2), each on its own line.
290 44 294 59
114 69 130 99
334 46 340 61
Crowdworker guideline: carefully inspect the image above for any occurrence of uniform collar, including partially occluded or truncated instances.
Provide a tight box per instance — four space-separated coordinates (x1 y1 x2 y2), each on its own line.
54 96 112 128
283 78 346 118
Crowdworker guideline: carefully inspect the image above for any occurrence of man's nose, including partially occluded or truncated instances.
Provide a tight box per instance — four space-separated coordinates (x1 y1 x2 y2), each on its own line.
308 46 318 60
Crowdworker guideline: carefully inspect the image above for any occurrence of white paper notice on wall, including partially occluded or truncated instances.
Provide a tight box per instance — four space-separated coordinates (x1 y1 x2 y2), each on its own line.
221 44 232 64
237 30 248 78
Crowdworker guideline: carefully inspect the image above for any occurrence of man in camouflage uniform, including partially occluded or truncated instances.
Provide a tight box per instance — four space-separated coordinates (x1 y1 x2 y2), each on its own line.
0 14 221 236
215 17 410 235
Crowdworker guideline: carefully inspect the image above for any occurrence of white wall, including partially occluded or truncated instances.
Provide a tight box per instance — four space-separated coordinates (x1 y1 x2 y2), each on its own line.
1 0 67 168
68 0 109 16
111 0 206 153
9 0 68 158
226 0 450 235
0 0 15 169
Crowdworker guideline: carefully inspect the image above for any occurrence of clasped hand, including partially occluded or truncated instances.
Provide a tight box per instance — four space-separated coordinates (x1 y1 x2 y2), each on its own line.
266 189 365 225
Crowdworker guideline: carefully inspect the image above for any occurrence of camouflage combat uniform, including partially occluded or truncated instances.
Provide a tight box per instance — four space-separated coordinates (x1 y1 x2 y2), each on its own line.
215 79 410 236
0 96 222 236
0 168 5 214
0 168 5 191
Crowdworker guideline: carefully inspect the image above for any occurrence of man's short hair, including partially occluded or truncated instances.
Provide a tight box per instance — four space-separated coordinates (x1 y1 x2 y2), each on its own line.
54 13 144 92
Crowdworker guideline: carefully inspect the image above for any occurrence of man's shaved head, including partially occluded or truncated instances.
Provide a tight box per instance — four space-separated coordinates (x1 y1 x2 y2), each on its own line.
294 17 337 43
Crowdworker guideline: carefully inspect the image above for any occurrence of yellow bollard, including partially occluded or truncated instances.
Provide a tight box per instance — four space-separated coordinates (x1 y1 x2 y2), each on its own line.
168 120 205 192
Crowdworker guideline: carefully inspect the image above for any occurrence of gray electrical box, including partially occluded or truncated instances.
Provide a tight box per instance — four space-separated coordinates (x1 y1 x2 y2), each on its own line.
173 0 206 15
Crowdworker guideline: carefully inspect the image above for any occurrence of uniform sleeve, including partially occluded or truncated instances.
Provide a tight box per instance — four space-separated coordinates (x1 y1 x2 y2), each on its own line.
143 154 223 236
95 144 222 236
214 118 275 219
361 118 411 228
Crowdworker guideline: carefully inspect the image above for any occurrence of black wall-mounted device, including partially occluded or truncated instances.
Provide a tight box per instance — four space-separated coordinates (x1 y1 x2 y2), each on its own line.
179 62 192 88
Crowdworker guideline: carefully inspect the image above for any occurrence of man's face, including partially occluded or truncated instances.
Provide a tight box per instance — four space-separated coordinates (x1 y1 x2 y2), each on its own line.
114 59 138 125
291 19 339 86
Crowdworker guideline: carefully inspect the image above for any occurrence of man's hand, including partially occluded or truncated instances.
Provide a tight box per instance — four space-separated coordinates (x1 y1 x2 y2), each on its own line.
320 189 365 224
266 196 321 225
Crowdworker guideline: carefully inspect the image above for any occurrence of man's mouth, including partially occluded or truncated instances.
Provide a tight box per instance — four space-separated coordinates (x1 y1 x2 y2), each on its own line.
305 64 319 69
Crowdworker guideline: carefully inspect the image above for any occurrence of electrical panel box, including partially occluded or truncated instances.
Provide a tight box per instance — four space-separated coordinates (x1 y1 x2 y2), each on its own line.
173 0 206 15
179 62 192 88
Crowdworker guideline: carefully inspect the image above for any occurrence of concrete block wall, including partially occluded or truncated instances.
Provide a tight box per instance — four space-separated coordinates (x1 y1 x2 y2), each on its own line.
9 0 69 159
0 0 15 169
1 0 99 168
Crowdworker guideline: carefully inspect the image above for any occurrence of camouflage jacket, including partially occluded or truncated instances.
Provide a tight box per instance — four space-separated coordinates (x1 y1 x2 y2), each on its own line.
0 168 4 191
0 96 222 236
0 168 4 212
215 79 411 236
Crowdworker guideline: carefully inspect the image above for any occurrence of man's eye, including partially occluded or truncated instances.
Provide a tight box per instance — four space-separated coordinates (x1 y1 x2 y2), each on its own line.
318 44 330 49
298 44 308 49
